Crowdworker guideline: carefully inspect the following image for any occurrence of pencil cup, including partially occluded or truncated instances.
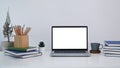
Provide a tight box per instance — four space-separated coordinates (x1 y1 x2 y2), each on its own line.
14 35 29 48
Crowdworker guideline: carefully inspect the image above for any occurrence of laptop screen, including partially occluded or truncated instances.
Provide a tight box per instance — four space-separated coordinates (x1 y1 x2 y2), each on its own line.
52 26 88 50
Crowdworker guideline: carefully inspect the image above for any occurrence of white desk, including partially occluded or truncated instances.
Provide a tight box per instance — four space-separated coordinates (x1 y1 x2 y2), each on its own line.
0 52 120 68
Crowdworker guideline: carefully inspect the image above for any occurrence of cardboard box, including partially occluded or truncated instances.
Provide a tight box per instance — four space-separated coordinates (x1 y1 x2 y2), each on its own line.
14 35 29 48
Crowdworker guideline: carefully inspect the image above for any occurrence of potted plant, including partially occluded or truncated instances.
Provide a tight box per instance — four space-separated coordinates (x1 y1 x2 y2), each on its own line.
38 41 45 53
1 10 13 51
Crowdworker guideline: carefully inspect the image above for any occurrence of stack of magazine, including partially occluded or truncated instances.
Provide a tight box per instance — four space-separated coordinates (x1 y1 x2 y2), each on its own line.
4 47 42 59
103 41 120 57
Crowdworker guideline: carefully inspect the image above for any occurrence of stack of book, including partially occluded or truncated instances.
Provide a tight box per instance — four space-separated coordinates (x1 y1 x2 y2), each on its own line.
103 41 120 57
4 47 42 59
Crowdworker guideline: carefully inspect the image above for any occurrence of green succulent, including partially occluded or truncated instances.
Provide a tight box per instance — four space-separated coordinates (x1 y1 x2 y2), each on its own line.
38 41 45 47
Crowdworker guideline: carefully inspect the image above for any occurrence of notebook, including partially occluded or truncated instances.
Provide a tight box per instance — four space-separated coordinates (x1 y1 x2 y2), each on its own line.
51 26 90 57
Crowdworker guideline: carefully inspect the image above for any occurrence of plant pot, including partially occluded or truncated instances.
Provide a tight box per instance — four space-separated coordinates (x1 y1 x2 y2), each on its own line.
40 47 45 52
38 47 45 53
0 41 14 51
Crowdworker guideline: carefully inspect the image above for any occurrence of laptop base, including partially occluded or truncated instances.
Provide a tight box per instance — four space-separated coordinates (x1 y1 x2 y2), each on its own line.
51 51 90 57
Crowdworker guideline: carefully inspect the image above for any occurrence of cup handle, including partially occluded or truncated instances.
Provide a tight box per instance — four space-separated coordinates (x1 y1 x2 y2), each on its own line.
99 44 103 49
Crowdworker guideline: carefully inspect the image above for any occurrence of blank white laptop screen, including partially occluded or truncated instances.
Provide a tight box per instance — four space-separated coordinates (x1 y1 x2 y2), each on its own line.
53 27 87 49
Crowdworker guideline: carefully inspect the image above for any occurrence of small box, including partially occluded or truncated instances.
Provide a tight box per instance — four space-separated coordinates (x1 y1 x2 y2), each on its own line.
14 35 29 48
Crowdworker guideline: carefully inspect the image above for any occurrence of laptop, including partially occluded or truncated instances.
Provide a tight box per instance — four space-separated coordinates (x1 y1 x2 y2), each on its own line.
51 26 90 57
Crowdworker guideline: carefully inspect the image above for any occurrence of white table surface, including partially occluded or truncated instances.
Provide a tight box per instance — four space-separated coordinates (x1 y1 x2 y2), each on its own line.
0 51 120 68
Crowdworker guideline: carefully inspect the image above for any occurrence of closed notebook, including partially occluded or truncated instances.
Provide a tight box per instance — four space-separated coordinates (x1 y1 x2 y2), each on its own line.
105 41 120 47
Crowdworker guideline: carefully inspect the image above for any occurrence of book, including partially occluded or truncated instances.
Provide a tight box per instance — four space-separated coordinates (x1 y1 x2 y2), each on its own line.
103 46 120 49
104 51 120 54
8 47 37 52
103 49 120 52
104 53 120 57
4 52 42 59
4 49 38 56
105 41 120 47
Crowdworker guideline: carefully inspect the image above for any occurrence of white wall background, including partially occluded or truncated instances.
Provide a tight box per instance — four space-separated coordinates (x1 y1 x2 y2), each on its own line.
0 0 120 51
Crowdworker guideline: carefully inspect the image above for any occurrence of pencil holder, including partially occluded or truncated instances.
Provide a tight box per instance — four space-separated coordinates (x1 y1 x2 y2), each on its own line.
14 35 29 48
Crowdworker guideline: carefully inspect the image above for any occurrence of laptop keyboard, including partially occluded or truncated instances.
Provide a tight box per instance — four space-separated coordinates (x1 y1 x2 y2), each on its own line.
55 51 86 53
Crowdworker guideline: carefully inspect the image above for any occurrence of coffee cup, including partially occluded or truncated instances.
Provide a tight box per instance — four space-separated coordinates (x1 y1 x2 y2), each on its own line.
91 43 103 51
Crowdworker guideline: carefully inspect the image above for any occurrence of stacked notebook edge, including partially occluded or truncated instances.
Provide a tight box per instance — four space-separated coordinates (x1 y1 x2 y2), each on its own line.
103 41 120 57
4 47 42 59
